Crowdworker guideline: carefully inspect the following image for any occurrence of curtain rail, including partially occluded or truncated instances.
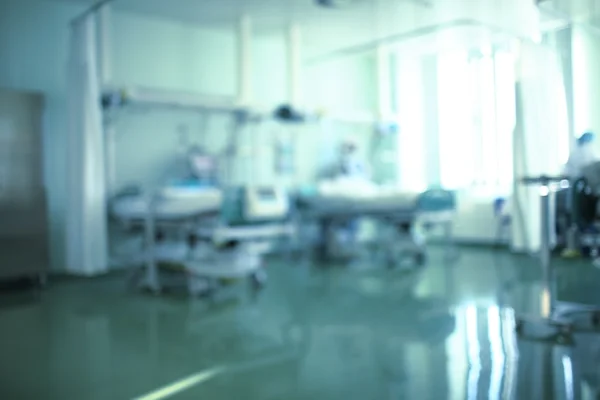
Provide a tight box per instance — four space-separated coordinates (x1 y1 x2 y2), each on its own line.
71 0 118 25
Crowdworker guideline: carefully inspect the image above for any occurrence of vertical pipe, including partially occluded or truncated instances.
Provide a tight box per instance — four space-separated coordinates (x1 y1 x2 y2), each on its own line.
557 26 575 153
238 15 253 106
376 45 391 120
97 3 112 86
540 186 555 315
288 24 302 106
98 4 113 198
422 55 440 187
492 49 501 187
389 52 399 115
104 124 116 198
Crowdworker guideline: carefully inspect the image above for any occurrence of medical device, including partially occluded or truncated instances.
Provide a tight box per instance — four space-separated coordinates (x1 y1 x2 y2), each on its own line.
188 147 217 177
515 175 600 345
245 187 289 221
274 104 305 123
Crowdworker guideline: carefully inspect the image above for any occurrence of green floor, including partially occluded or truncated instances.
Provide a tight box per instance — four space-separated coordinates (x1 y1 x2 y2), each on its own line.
1 247 600 399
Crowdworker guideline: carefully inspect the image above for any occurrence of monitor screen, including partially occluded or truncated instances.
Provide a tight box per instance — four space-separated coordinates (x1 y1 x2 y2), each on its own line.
257 188 276 200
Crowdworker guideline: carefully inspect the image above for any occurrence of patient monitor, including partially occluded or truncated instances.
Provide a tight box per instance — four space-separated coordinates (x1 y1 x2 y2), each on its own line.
244 187 289 221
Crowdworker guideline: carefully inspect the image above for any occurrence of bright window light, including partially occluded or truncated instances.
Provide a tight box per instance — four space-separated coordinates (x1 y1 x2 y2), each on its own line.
437 51 476 189
394 47 521 195
437 48 516 194
396 57 427 191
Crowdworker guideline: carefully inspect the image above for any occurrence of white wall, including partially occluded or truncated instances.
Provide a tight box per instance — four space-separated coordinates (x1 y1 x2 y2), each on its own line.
110 12 238 97
108 11 377 192
304 54 376 113
107 11 244 191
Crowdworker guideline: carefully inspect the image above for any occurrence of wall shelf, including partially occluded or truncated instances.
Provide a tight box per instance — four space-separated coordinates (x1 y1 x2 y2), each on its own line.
101 85 253 115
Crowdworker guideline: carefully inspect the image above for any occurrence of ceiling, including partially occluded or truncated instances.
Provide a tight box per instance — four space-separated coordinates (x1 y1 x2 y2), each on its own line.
538 0 600 28
389 24 517 57
40 0 545 59
46 0 538 30
45 0 431 28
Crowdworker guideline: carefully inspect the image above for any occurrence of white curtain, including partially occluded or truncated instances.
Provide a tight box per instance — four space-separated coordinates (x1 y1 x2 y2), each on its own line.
66 15 108 275
511 42 569 253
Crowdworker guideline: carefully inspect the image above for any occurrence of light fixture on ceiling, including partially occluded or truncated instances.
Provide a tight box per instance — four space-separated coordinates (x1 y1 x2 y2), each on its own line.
408 0 433 7
315 0 433 10
314 0 358 9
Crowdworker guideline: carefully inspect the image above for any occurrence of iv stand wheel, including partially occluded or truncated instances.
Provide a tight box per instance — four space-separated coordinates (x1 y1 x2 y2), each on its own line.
514 315 576 345
561 324 573 335
556 333 572 345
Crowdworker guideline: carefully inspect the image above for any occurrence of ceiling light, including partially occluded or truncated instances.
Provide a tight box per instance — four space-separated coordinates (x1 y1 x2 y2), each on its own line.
315 0 357 9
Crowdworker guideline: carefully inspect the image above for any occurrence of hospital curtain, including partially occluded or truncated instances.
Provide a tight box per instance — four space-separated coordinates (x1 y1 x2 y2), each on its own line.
66 15 109 275
511 42 569 252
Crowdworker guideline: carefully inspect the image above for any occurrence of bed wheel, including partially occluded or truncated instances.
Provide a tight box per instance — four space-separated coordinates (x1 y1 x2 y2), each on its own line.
386 258 396 270
592 312 600 327
250 270 267 292
556 332 573 345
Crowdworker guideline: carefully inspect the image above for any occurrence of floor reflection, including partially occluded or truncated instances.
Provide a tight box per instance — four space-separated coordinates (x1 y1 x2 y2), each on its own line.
0 278 42 310
1 248 600 399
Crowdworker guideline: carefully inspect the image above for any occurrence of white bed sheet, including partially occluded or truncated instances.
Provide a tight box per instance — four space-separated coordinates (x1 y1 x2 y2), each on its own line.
316 179 419 207
111 188 222 221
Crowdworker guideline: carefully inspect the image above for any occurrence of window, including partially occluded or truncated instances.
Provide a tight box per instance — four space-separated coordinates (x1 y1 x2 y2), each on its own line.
396 57 427 191
437 50 477 189
436 48 516 194
395 45 572 195
493 51 517 190
394 48 517 194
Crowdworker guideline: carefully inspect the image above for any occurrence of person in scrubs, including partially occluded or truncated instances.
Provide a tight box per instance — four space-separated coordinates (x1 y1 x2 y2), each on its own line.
338 139 369 179
561 132 600 257
564 132 599 178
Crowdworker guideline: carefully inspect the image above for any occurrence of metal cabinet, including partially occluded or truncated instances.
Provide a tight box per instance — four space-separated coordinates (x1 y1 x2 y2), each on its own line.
0 88 48 282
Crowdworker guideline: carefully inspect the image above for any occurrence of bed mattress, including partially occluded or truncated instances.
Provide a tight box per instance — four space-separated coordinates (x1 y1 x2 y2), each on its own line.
297 193 419 219
297 187 456 218
111 187 222 221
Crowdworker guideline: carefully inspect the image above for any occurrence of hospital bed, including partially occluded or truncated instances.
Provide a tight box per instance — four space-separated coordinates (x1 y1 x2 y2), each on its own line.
294 185 457 267
110 185 294 297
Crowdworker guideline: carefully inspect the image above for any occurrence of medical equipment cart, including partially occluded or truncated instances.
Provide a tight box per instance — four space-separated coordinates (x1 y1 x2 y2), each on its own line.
515 175 600 344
